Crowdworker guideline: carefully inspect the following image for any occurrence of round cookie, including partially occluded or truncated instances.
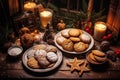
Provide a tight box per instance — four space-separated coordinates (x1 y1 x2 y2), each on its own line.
92 50 105 57
61 39 74 51
47 52 58 62
27 57 40 69
79 34 91 43
94 55 107 63
34 50 47 57
69 37 80 42
89 53 96 61
61 30 70 38
33 44 47 50
56 36 66 45
27 49 36 59
46 45 57 52
36 55 50 68
87 54 101 64
74 42 87 52
68 29 80 37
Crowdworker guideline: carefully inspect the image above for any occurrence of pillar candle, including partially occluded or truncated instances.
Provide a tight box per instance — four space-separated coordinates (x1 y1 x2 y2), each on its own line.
94 22 107 41
24 2 36 12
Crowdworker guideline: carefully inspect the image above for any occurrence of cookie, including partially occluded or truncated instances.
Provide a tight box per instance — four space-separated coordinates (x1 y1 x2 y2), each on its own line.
69 37 80 42
68 29 80 37
56 36 66 45
89 53 96 61
46 45 57 52
74 42 87 52
34 50 47 57
94 55 107 63
36 55 50 68
61 30 70 38
33 44 47 50
92 50 105 57
61 39 74 51
27 49 36 59
27 57 40 69
79 34 91 43
87 54 101 64
47 52 58 62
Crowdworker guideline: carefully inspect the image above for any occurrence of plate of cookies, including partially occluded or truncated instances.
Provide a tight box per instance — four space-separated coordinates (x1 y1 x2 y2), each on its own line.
22 44 63 72
54 28 94 54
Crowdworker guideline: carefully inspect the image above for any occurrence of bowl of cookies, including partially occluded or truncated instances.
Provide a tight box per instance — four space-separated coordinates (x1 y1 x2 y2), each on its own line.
22 44 63 72
86 50 107 65
54 28 94 54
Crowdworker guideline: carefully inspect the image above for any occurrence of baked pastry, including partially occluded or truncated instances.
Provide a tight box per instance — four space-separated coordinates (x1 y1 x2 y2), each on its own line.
61 39 74 51
34 50 47 57
87 50 107 64
36 55 50 68
27 57 40 69
92 50 105 57
68 29 80 37
79 34 91 43
47 52 58 62
27 49 36 59
56 36 66 45
69 37 80 42
46 45 57 52
61 30 70 38
74 42 87 52
33 44 47 50
20 33 34 48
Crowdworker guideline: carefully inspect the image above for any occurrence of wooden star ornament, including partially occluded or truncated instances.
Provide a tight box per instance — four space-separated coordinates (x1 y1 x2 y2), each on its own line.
67 57 84 72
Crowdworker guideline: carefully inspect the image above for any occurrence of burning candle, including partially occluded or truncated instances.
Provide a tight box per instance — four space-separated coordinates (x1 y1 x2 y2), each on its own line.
24 2 36 12
39 9 53 28
93 22 107 41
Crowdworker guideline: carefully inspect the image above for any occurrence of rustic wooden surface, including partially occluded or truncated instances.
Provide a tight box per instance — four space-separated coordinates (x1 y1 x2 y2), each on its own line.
0 41 120 79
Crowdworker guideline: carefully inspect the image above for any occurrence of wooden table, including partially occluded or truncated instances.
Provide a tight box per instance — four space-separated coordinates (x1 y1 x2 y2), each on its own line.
0 41 120 79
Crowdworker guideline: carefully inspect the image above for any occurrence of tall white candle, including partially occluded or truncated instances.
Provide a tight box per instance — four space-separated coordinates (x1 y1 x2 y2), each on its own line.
39 9 53 28
24 2 36 12
94 22 107 41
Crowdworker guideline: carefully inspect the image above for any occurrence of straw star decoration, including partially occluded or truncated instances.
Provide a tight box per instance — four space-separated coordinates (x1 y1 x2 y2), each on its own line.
67 57 84 72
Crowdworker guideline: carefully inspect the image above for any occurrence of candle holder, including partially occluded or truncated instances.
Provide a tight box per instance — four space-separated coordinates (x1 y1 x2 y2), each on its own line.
93 21 107 41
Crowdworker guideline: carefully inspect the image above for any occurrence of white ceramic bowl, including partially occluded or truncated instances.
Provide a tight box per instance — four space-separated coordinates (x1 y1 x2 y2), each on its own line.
8 46 23 57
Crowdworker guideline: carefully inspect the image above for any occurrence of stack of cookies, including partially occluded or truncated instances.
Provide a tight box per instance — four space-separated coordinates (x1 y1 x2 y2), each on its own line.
27 44 58 69
56 29 91 52
87 50 107 64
